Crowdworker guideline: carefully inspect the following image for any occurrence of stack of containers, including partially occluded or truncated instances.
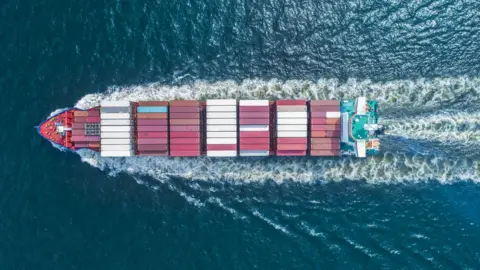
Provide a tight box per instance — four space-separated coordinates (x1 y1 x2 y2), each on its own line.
206 99 237 157
136 101 169 156
71 109 101 149
276 100 308 156
169 100 201 156
309 100 341 156
238 100 270 156
100 101 133 157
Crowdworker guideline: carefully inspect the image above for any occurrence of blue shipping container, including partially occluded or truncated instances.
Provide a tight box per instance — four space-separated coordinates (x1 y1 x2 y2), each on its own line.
137 106 168 113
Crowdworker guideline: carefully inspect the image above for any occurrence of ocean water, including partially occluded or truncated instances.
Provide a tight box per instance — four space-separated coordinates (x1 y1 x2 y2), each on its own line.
1 0 480 269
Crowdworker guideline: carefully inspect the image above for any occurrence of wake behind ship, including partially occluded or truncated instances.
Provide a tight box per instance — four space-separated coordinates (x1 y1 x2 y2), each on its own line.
37 98 385 158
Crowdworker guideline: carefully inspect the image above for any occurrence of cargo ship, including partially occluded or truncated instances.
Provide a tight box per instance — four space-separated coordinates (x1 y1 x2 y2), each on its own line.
36 98 385 157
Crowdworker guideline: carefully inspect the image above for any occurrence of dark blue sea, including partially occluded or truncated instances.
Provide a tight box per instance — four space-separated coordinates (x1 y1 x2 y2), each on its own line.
1 0 480 268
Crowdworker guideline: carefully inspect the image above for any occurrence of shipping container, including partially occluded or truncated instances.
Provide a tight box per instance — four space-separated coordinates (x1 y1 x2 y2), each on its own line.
85 117 100 123
310 143 341 150
326 112 341 118
169 145 200 151
137 106 168 113
310 100 339 106
170 138 200 144
72 123 86 129
71 136 101 142
326 118 341 125
277 138 307 144
169 100 200 107
138 101 169 106
240 144 269 150
169 119 200 125
310 112 327 118
207 144 237 151
101 138 132 145
310 131 327 137
170 151 201 157
101 119 132 126
72 130 85 136
137 144 169 151
206 99 236 106
137 152 168 156
276 106 307 112
169 131 200 138
239 106 269 112
137 113 167 119
239 150 270 156
101 107 131 113
276 100 306 105
100 132 131 139
206 138 237 145
206 118 236 125
277 125 307 131
277 118 308 125
137 132 168 138
169 125 200 132
239 131 270 138
137 138 168 145
277 131 307 137
137 119 168 126
74 117 86 123
206 150 237 157
73 111 88 117
206 131 237 138
101 145 133 151
206 105 237 112
169 112 200 119
100 150 133 157
169 106 201 113
206 112 236 119
87 110 100 117
239 118 269 125
277 112 308 118
310 138 341 144
73 142 89 148
239 137 270 144
100 113 131 120
326 131 341 137
275 150 307 156
310 118 327 125
239 125 269 132
310 150 340 156
88 142 101 148
239 100 269 106
100 100 131 107
137 126 168 132
206 125 237 132
276 144 307 151
309 105 340 112
239 112 269 118
101 126 131 132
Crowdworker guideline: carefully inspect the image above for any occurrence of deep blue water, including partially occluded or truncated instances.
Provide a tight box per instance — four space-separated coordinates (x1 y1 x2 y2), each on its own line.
1 0 480 269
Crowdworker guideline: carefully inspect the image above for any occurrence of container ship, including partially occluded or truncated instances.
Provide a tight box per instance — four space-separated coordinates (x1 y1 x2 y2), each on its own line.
37 98 385 158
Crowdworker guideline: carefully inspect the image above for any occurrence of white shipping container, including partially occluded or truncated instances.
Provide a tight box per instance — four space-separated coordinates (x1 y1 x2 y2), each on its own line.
101 119 132 126
239 150 270 156
206 150 237 157
100 150 133 157
100 100 131 107
277 112 308 118
100 132 131 139
100 113 131 120
277 131 307 138
101 139 131 145
206 105 237 112
326 112 341 118
206 132 237 138
206 125 237 132
277 118 308 125
239 100 269 106
206 118 237 125
101 126 131 132
101 145 133 151
206 99 237 106
239 125 269 132
206 112 236 119
277 125 307 131
206 138 237 145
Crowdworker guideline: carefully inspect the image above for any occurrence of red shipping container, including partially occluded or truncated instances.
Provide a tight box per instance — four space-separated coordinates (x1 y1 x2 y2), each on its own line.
73 142 89 148
71 136 87 142
276 150 307 156
74 117 86 123
311 131 327 137
138 101 168 106
310 100 339 106
239 118 269 125
310 112 327 118
137 119 168 126
86 117 100 123
137 132 168 138
310 150 340 156
87 110 100 117
170 100 200 107
137 126 168 132
311 138 340 144
310 118 327 125
137 144 168 151
85 136 100 142
73 111 88 117
137 113 167 119
310 143 341 150
169 112 200 119
239 137 270 144
170 119 200 125
72 123 85 129
170 144 200 151
169 106 201 113
310 105 340 112
240 144 269 150
170 151 201 157
207 144 237 151
170 138 200 144
137 152 168 156
169 131 200 138
276 100 306 106
311 125 327 131
326 131 341 137
169 125 200 132
277 138 307 144
326 118 341 125
137 138 168 144
326 125 341 131
88 142 101 148
239 112 269 118
239 131 270 138
276 144 307 151
239 106 269 112
72 129 85 136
